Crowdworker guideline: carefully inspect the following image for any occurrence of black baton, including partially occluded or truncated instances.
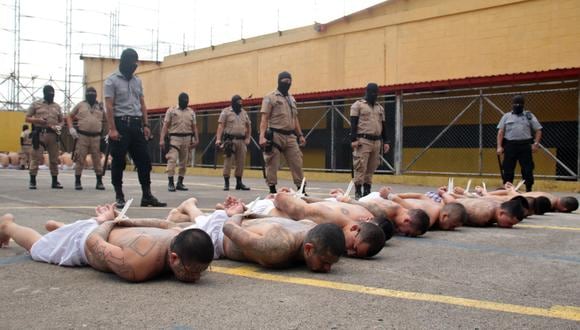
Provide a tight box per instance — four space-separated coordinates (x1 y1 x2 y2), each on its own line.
102 141 110 177
497 154 505 183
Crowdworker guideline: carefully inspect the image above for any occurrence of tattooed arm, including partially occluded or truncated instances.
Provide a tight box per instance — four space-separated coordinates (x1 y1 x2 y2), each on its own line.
84 221 137 281
301 196 326 203
395 193 428 200
342 199 385 219
115 218 177 229
222 217 261 261
223 217 292 267
388 194 416 209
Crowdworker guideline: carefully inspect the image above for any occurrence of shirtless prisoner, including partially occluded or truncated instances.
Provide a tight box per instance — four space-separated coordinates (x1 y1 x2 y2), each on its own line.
451 183 552 216
271 192 387 258
0 204 214 283
338 189 430 237
479 184 579 214
440 187 526 228
381 187 467 230
167 198 346 273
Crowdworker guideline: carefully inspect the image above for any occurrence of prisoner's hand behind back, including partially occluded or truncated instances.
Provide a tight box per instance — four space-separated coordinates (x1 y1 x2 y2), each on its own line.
329 188 345 198
94 203 118 223
437 186 448 197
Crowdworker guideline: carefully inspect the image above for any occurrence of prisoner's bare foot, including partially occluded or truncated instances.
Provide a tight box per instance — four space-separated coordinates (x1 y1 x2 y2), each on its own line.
176 198 198 213
45 220 65 232
0 213 15 247
166 209 192 223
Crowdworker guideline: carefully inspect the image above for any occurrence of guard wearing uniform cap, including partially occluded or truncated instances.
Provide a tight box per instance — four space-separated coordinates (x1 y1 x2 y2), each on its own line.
216 95 251 191
67 87 107 190
496 95 543 192
259 71 307 194
159 92 199 192
25 85 64 189
350 83 390 199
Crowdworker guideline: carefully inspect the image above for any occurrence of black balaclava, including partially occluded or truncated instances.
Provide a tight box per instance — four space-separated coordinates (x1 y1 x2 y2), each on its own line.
231 95 242 114
364 83 379 106
512 95 525 115
119 48 139 79
178 93 189 110
277 71 292 96
43 85 55 104
85 87 97 106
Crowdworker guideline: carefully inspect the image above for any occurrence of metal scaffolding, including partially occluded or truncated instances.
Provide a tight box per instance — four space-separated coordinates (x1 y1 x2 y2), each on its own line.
0 0 166 113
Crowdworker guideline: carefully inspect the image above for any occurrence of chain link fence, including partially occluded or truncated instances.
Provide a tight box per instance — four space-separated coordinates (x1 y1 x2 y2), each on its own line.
401 81 578 179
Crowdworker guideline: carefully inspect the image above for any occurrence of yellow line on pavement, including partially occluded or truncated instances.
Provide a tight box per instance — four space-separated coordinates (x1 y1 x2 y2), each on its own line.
519 224 580 232
211 266 580 322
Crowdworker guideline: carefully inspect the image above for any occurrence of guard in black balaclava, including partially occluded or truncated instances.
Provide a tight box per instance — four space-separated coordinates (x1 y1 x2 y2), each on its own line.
178 93 189 110
512 95 525 115
43 85 55 104
85 87 97 106
277 71 292 96
119 48 139 80
231 94 242 114
364 83 379 106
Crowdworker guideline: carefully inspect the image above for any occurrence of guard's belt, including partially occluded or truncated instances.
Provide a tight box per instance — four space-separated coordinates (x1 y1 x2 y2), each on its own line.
357 134 381 141
224 134 245 140
269 128 295 135
78 129 101 137
169 133 193 137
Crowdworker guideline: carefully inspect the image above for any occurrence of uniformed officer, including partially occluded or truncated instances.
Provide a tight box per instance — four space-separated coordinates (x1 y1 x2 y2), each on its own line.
215 95 251 191
350 83 390 199
104 48 166 208
259 71 306 194
159 92 199 192
25 85 64 189
67 87 106 190
19 124 32 170
496 95 542 192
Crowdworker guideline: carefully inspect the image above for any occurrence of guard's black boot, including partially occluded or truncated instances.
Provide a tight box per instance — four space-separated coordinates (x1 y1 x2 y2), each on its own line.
95 175 105 190
75 175 83 190
29 175 37 190
141 186 167 207
223 176 230 191
355 184 362 200
269 185 277 194
114 186 125 208
526 184 533 192
235 176 250 190
363 183 371 197
168 176 176 192
51 176 63 189
176 176 188 191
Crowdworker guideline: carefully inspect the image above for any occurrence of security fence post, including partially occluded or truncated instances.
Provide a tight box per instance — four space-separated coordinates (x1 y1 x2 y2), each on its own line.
395 92 403 175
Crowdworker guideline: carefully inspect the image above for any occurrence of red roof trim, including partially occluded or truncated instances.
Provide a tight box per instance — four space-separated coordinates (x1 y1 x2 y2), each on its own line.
148 68 580 114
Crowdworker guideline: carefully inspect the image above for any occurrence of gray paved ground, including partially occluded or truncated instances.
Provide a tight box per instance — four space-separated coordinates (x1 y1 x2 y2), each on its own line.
1 169 579 329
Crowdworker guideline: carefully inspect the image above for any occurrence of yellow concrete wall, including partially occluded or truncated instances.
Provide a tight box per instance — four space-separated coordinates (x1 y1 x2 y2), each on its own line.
0 111 26 152
82 57 160 105
403 148 558 175
83 0 580 109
